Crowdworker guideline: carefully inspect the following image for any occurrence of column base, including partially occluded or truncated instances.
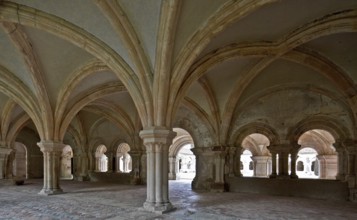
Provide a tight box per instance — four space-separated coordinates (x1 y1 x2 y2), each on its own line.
349 188 357 202
290 174 299 179
276 174 291 179
142 201 175 214
38 188 64 196
210 182 225 192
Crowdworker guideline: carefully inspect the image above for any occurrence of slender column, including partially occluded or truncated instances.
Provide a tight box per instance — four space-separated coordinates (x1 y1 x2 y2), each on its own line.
37 141 65 195
0 147 12 179
168 156 176 180
107 153 113 172
140 127 176 213
269 152 277 178
227 147 236 177
290 149 298 179
130 151 142 184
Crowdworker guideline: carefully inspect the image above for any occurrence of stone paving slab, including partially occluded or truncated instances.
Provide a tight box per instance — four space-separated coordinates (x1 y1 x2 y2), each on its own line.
1 179 357 219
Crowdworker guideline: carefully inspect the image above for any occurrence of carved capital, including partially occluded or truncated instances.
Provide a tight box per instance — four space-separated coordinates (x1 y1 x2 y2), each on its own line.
37 141 65 153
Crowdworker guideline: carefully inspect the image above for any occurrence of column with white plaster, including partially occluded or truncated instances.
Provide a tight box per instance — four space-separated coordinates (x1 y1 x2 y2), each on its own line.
140 127 176 213
37 141 65 195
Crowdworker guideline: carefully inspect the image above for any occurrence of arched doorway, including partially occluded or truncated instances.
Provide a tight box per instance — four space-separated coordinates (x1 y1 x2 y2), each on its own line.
116 143 132 173
297 129 337 179
61 145 73 179
296 147 318 179
241 133 271 177
176 144 195 180
95 145 108 172
168 128 195 181
12 142 27 179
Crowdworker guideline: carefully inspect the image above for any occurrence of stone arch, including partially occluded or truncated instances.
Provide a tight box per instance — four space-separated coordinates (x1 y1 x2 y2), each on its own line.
287 116 349 147
12 142 27 179
116 143 132 173
95 145 108 172
296 129 338 180
60 145 73 180
295 147 319 179
231 122 279 146
168 128 195 180
240 133 272 178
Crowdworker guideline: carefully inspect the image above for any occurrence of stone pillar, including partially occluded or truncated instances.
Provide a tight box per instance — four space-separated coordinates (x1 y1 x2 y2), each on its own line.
0 147 12 179
211 146 226 192
346 146 356 188
317 155 338 179
129 151 142 184
335 146 347 181
233 146 243 177
269 151 277 178
168 156 176 180
37 141 65 195
290 149 298 179
226 147 236 177
268 144 291 178
191 147 214 190
107 152 113 172
251 156 270 177
139 127 176 213
75 151 89 181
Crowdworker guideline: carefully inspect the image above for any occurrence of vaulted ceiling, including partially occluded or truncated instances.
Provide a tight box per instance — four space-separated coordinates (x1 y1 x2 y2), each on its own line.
0 0 356 148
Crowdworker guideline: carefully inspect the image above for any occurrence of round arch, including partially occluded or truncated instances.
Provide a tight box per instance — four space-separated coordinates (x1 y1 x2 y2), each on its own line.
116 143 132 173
95 145 108 172
60 145 73 180
12 142 27 179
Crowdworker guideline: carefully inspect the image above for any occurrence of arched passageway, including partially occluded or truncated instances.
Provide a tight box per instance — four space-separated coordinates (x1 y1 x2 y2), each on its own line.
240 133 271 178
297 129 337 179
169 128 196 181
116 143 132 173
95 145 108 172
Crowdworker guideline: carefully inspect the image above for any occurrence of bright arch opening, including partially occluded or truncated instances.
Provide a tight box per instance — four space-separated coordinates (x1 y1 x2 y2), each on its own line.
95 145 108 172
116 143 132 173
297 129 337 179
241 133 271 177
169 128 195 181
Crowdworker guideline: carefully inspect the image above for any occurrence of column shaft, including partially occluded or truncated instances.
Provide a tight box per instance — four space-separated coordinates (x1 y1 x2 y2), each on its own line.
38 141 65 195
140 128 176 213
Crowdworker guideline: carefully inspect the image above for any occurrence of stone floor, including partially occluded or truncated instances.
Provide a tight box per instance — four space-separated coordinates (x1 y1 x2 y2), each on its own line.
0 179 356 220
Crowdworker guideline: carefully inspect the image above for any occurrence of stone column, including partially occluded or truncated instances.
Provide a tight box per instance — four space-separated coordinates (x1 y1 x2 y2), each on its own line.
0 147 12 179
317 155 338 179
251 156 270 177
346 146 356 188
226 147 236 177
75 151 89 181
211 146 226 192
290 148 299 179
268 151 277 178
130 151 142 184
37 141 65 195
268 144 291 178
168 156 176 180
107 153 113 172
335 146 347 181
139 127 176 213
233 146 243 177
